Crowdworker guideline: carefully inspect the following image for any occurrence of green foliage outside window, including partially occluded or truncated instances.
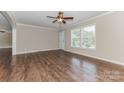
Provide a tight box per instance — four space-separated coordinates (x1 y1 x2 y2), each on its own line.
71 25 96 49
82 29 95 48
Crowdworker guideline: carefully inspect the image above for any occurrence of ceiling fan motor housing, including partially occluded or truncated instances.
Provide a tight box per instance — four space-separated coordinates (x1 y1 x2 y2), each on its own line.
47 11 74 24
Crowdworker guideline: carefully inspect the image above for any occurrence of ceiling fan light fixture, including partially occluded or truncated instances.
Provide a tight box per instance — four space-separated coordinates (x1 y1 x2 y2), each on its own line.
57 18 63 22
47 11 74 24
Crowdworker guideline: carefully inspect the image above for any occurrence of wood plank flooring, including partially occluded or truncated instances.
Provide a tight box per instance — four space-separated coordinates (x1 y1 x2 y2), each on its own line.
0 49 124 82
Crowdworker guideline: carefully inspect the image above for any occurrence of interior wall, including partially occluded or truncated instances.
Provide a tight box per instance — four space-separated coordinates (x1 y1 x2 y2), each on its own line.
65 12 124 64
16 23 59 54
0 32 12 48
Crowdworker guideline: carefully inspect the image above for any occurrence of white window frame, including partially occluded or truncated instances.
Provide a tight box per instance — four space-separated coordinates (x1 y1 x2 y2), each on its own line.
71 24 96 50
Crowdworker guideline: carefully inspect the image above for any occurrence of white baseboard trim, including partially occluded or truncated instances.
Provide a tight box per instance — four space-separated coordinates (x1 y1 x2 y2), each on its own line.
65 50 124 66
14 48 60 55
14 49 124 66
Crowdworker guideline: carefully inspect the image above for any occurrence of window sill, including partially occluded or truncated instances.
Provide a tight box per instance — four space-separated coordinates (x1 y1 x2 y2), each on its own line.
71 46 96 51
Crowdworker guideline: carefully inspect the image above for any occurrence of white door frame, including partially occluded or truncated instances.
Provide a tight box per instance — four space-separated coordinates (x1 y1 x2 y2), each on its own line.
59 31 65 50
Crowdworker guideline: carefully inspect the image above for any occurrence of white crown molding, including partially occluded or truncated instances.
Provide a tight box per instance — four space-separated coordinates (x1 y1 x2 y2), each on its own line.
62 11 115 30
17 23 58 31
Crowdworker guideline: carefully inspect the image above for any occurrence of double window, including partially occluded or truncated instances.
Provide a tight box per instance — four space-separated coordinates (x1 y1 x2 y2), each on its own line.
71 24 96 49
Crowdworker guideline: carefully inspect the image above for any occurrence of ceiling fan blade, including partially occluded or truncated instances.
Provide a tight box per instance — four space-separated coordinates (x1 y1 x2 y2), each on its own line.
0 31 5 33
63 17 74 19
52 20 57 23
47 16 57 19
62 20 66 24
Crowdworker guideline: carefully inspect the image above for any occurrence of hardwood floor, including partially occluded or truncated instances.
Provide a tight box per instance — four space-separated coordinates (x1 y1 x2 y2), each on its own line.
0 48 12 81
0 49 124 82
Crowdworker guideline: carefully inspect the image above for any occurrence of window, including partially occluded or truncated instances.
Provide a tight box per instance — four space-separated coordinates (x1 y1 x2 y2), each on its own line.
71 24 96 49
81 25 96 49
71 28 81 47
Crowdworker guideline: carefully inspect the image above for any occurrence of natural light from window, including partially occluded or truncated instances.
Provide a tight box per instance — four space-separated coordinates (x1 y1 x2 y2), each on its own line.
71 28 81 48
71 24 96 49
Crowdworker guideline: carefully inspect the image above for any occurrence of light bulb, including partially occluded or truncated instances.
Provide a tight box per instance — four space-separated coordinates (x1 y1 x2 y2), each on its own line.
58 18 63 22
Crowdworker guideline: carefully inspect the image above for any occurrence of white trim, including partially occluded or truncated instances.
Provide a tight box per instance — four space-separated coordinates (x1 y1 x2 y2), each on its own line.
79 11 115 24
15 48 60 55
17 23 58 31
63 11 115 30
12 28 16 55
65 50 124 66
71 46 96 51
2 11 17 55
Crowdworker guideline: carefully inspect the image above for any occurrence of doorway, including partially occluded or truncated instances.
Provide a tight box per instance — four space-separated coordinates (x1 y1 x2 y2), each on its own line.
0 12 12 57
59 31 65 50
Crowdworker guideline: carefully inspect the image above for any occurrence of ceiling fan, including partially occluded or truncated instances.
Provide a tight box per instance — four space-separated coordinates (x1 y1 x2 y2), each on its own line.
47 11 74 24
0 31 5 33
0 29 7 33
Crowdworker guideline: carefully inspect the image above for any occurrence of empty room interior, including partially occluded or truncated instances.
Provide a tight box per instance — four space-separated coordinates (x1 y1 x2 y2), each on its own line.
0 11 124 82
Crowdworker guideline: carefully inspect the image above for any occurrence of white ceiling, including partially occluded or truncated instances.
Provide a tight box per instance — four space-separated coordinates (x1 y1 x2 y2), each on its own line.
14 11 107 29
